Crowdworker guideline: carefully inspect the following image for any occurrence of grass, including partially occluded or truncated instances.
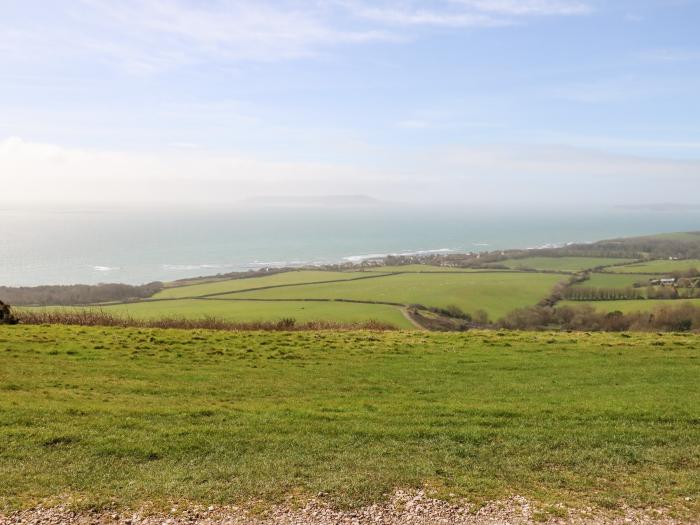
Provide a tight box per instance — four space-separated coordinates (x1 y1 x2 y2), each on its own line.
610 260 700 274
559 298 700 313
21 269 565 327
358 265 503 273
628 232 700 243
573 273 657 288
0 325 698 515
223 272 564 320
497 257 634 272
154 271 382 299
22 300 414 329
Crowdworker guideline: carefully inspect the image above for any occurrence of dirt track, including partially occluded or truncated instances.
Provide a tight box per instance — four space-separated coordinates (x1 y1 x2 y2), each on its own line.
1 491 689 525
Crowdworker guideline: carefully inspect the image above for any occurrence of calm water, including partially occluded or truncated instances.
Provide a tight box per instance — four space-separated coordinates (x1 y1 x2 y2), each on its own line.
2 204 699 286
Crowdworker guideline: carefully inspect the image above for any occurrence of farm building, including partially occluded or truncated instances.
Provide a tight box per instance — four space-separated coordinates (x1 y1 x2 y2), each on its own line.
650 278 677 286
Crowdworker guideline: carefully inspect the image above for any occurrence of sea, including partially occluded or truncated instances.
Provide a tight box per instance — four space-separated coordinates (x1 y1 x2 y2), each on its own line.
2 204 699 287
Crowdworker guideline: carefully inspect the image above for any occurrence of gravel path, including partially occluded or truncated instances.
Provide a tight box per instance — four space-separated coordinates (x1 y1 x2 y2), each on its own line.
1 491 689 525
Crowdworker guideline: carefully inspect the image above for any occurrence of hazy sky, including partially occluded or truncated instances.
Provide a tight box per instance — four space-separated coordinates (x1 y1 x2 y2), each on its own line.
1 0 699 205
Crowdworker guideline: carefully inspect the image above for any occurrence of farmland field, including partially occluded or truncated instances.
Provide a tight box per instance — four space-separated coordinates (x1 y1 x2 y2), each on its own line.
1 325 698 516
23 299 414 328
359 264 505 273
497 256 634 272
155 270 383 299
572 273 657 288
20 268 566 326
610 259 700 274
222 272 564 320
559 298 700 313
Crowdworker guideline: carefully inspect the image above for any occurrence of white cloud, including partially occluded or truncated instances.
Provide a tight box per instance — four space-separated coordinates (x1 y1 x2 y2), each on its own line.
2 137 698 205
0 1 393 72
0 0 594 72
0 137 386 204
84 0 393 64
453 0 592 16
339 4 506 27
432 144 698 180
340 0 591 27
400 144 700 204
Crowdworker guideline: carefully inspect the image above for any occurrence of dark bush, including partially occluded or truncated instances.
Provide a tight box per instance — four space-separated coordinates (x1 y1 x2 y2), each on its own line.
497 302 700 332
1 282 163 306
14 310 397 331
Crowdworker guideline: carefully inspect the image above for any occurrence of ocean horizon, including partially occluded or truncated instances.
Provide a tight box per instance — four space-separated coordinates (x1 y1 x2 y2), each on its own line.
2 203 699 287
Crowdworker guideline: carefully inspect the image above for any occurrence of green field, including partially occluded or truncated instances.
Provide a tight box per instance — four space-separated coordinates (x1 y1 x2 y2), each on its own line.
1 325 697 516
222 272 563 320
627 232 700 243
573 273 657 288
21 269 565 326
560 298 700 313
359 264 502 273
24 300 414 329
610 259 700 274
155 271 381 299
498 256 633 272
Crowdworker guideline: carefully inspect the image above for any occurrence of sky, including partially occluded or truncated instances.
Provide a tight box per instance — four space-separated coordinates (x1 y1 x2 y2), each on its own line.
1 0 699 206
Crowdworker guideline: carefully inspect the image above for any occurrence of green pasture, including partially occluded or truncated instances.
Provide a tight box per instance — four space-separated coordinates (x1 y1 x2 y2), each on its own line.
20 269 564 326
633 232 700 243
573 273 657 288
23 300 413 329
1 325 697 515
155 271 383 299
359 264 502 273
559 298 700 313
497 256 633 272
610 259 700 274
224 272 563 320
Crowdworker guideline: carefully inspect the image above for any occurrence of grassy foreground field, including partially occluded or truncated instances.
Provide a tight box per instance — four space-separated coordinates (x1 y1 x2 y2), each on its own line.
1 325 698 516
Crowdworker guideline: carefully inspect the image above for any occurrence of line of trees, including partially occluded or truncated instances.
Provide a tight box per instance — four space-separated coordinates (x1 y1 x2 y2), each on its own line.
0 282 163 306
562 285 700 301
343 232 700 270
646 286 700 299
563 286 644 301
498 303 700 332
14 310 397 331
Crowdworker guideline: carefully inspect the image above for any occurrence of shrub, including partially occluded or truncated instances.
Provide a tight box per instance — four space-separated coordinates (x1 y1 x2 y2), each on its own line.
497 302 700 332
14 310 397 332
0 282 163 306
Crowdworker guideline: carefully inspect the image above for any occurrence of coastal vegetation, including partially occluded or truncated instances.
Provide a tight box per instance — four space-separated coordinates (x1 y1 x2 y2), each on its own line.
499 302 700 331
559 298 700 314
496 256 634 272
0 282 163 306
8 232 700 332
608 259 700 274
18 301 412 329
